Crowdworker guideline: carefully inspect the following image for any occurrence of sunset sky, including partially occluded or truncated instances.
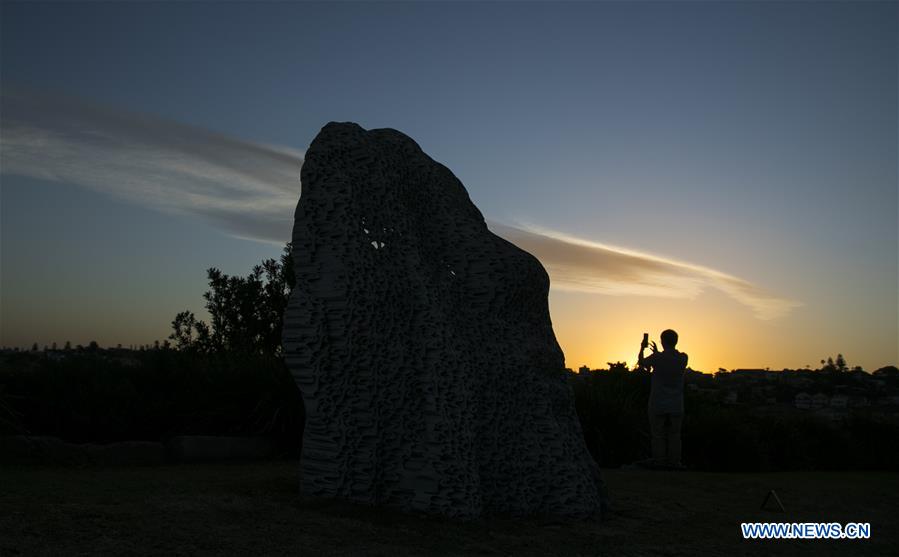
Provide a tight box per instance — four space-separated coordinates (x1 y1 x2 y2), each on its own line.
1 2 896 372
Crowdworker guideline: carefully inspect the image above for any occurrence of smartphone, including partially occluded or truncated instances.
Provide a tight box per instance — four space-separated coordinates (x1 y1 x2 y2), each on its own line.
642 333 649 349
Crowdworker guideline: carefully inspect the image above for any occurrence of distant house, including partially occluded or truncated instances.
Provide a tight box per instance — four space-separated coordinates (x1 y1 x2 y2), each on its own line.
782 372 813 387
795 392 811 410
578 365 590 375
829 394 848 408
732 369 768 382
697 387 718 397
112 355 141 367
816 407 846 423
811 392 829 409
45 351 67 362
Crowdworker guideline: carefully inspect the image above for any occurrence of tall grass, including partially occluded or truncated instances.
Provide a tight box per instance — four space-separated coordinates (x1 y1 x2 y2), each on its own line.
3 354 897 471
571 371 649 468
0 351 303 443
571 371 899 471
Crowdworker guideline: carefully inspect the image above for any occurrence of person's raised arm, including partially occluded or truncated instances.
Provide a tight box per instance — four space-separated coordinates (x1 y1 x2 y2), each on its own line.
638 339 657 371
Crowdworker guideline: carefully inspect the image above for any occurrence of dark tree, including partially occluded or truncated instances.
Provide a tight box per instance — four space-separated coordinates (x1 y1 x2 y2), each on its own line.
835 353 847 373
607 361 629 373
170 310 212 352
873 365 899 377
821 355 848 373
170 242 294 356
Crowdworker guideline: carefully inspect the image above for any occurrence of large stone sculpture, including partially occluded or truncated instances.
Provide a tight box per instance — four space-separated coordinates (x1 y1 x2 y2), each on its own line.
283 122 604 519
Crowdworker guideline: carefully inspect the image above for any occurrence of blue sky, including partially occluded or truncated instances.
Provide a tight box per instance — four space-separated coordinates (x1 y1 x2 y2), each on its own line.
1 1 896 370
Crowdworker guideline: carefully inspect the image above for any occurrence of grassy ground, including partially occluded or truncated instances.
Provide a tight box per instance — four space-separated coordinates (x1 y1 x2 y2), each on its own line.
1 462 896 556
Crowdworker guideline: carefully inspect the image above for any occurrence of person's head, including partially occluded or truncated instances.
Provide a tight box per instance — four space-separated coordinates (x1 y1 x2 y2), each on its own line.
660 329 679 350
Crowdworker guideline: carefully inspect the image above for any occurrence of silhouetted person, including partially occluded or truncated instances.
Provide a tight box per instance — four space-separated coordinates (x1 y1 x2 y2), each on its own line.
638 329 688 467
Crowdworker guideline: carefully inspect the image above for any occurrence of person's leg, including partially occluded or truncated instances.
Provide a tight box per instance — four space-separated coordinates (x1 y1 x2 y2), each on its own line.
649 410 665 462
667 413 683 466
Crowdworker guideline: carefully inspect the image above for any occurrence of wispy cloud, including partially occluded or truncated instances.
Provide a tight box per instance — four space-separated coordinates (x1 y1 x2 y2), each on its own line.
1 87 799 319
1 86 302 243
491 224 800 320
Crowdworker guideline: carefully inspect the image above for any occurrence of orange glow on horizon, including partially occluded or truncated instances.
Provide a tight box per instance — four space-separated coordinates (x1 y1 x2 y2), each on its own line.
547 285 859 373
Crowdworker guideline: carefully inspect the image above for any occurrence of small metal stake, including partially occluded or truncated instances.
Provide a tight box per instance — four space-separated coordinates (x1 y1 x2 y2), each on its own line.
760 489 786 512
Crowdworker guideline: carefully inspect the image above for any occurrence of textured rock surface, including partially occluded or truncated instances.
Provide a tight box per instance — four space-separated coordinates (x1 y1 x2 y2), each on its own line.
283 122 604 519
